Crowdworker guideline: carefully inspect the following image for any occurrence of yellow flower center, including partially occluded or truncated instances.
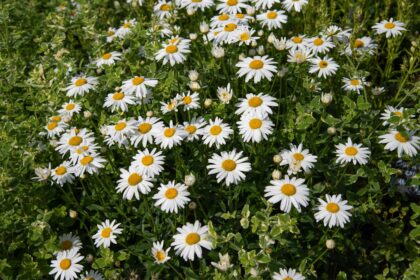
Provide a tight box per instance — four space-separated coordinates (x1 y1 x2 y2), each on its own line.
248 96 263 107
128 173 142 186
160 3 171 11
249 118 262 129
240 32 250 41
326 202 340 213
165 188 178 199
267 11 277 19
218 14 229 21
165 45 178 54
65 103 75 110
344 146 358 156
249 59 264 69
236 13 245 19
101 227 112 238
392 111 403 117
69 136 82 146
210 125 222 136
384 22 395 29
224 23 237 32
185 233 201 245
115 122 127 131
192 0 202 2
132 76 145 85
185 125 197 134
155 250 166 261
313 38 324 46
123 22 131 28
164 128 176 137
353 39 365 48
86 278 94 280
350 79 360 86
138 123 152 134
80 156 93 166
107 30 115 36
142 155 154 166
102 53 112 60
55 166 67 175
394 132 408 143
47 122 58 130
59 258 71 270
112 92 125 100
183 96 192 104
222 159 237 171
319 60 328 68
292 36 303 44
75 78 87 87
281 183 297 196
293 153 304 161
283 277 293 280
60 240 73 250
51 116 62 122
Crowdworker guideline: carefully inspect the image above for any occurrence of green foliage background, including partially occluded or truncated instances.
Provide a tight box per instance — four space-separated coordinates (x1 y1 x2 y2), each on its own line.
0 0 419 279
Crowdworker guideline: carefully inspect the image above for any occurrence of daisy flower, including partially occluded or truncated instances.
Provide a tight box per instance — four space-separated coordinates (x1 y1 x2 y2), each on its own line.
69 143 100 165
154 121 185 149
104 119 137 146
236 55 278 83
314 194 353 228
235 93 278 116
335 138 371 165
282 0 308 12
65 75 98 98
171 221 212 261
217 83 234 104
342 77 365 94
273 268 305 280
81 270 104 280
181 117 206 141
256 10 288 30
180 0 214 11
121 76 158 98
286 35 308 51
95 51 122 67
287 48 312 64
213 22 242 44
106 27 117 43
152 241 171 264
308 36 335 54
344 36 377 55
237 27 259 46
154 1 173 19
202 117 233 148
280 143 317 174
46 120 68 138
210 13 232 28
237 113 274 143
264 176 310 213
49 248 83 280
207 150 251 186
380 106 411 126
117 166 154 200
308 55 339 78
160 98 180 114
103 91 136 112
131 148 165 178
379 130 419 158
176 91 200 111
153 181 191 213
93 219 123 248
58 232 82 252
216 0 249 14
58 100 81 117
33 164 51 182
116 19 136 38
155 39 191 66
252 0 280 10
372 18 406 38
74 153 106 177
130 117 163 147
56 128 95 156
51 161 75 186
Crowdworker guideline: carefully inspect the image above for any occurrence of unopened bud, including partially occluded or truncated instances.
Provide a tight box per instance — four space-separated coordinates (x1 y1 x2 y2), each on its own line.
69 210 78 219
326 239 336 249
327 126 336 135
272 169 281 180
204 98 212 108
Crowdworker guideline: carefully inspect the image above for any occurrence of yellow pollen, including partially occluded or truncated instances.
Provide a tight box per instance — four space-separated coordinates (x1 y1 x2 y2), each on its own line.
47 122 58 130
210 125 222 136
165 188 178 199
249 59 264 69
313 38 324 46
80 156 93 166
51 116 61 122
59 259 71 270
112 92 125 100
267 11 277 19
350 79 360 86
155 251 166 261
115 122 127 131
344 146 358 156
164 128 176 137
185 125 197 134
293 153 304 161
392 111 403 117
283 277 293 280
248 96 263 107
394 132 408 143
75 78 87 87
353 39 365 48
132 76 145 85
65 103 75 110
183 96 192 104
160 3 171 11
249 118 262 129
240 32 250 41
101 227 112 238
69 136 82 146
138 123 152 134
123 22 131 28
319 60 328 68
218 14 229 21
292 36 303 44
384 22 395 29
142 155 154 166
55 166 67 175
102 53 112 59
192 0 202 2
236 13 245 19
185 233 201 245
128 173 142 186
326 202 340 213
224 23 237 32
165 45 178 53
60 240 73 250
222 159 236 171
281 183 297 196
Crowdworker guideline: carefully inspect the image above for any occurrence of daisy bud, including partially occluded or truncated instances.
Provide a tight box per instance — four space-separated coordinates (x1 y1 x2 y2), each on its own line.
189 33 197 40
239 53 246 60
86 254 94 263
200 22 209 33
211 46 225 58
84 111 92 119
267 33 276 44
327 126 336 135
115 261 121 267
69 209 78 219
249 49 256 56
188 70 199 81
257 30 264 36
246 6 255 15
100 125 108 135
257 45 265 55
251 40 258 48
273 154 282 164
113 1 120 9
277 66 288 78
114 86 121 91
96 68 103 75
372 86 385 96
186 7 195 15
321 93 333 105
271 169 281 180
49 139 58 147
184 173 196 186
411 41 417 47
146 110 154 117
189 81 201 91
326 239 336 249
80 174 86 179
62 116 72 123
204 98 212 108
410 47 416 53
250 268 259 277
188 202 197 210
